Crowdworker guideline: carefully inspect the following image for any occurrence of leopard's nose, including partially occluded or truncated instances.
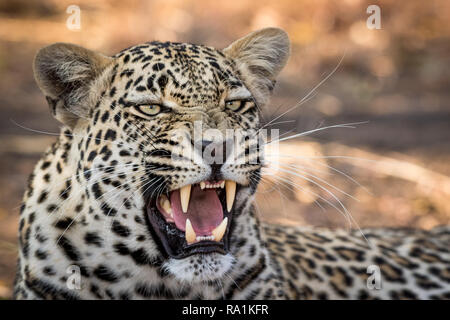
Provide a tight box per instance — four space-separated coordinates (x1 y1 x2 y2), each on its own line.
197 139 232 180
199 139 228 163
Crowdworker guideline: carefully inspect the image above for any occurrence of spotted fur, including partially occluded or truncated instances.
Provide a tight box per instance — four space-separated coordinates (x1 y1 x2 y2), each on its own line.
14 28 450 299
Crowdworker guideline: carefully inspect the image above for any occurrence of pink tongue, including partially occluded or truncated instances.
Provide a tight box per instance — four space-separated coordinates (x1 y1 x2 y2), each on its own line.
171 185 223 236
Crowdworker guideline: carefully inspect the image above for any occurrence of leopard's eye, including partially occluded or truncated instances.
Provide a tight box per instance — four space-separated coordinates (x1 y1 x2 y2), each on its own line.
225 100 244 111
134 104 161 117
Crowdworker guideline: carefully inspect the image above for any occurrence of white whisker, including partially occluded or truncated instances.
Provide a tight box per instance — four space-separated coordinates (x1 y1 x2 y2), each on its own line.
265 121 369 145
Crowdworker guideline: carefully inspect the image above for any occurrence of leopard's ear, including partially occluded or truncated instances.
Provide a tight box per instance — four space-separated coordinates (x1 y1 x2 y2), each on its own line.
223 28 290 106
33 43 113 128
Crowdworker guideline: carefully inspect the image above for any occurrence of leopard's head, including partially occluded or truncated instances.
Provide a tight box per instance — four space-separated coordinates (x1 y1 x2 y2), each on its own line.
33 28 290 283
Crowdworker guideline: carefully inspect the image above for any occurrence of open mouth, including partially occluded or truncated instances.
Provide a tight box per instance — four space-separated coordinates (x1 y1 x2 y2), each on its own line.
145 180 238 259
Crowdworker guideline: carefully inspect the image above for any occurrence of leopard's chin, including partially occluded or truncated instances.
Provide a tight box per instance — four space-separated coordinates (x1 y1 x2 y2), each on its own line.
144 180 242 260
162 253 236 283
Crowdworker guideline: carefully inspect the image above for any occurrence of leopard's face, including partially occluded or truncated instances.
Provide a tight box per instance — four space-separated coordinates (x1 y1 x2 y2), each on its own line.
33 29 289 283
86 42 263 281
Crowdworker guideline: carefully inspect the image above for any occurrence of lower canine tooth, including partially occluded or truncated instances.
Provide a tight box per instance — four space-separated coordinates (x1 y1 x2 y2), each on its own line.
225 180 236 212
211 217 228 242
185 219 196 244
180 184 191 213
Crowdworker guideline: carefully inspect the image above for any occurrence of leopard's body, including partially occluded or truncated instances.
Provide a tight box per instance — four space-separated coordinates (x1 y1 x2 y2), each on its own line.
14 28 450 299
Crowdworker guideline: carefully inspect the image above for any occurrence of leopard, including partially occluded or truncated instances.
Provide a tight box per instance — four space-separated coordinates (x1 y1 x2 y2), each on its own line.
14 28 450 299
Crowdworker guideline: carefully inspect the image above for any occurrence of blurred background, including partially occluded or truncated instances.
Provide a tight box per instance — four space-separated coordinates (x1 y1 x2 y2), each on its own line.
0 0 449 298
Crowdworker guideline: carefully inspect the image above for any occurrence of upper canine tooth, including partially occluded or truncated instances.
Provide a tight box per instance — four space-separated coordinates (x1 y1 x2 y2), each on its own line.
185 218 196 244
180 184 191 213
164 200 172 217
160 195 172 216
220 181 225 188
212 217 228 242
225 180 236 212
200 181 206 190
159 195 167 206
